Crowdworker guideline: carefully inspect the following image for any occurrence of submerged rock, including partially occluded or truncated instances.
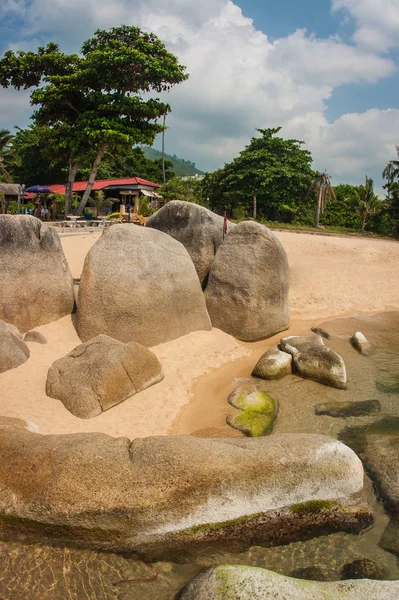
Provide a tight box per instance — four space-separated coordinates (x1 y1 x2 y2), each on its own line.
281 334 347 389
340 417 399 513
376 373 399 394
0 215 74 332
46 334 163 418
0 320 29 374
24 330 47 344
204 221 289 341
227 382 278 437
311 327 331 339
341 558 386 580
380 517 399 557
252 345 292 380
315 400 381 418
0 419 370 559
290 566 329 581
146 200 234 285
350 331 372 355
77 224 211 346
176 565 399 600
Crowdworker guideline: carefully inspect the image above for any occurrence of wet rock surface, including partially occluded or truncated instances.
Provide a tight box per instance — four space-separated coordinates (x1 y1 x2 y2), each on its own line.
227 381 278 437
341 557 386 580
281 334 347 389
0 418 369 559
252 345 292 380
177 565 399 600
315 399 381 418
46 334 164 418
350 331 372 356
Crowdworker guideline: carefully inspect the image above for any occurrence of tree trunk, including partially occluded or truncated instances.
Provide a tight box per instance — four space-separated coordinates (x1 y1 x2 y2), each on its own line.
253 195 257 220
361 214 367 234
315 188 322 228
75 141 108 215
65 155 80 216
162 114 166 185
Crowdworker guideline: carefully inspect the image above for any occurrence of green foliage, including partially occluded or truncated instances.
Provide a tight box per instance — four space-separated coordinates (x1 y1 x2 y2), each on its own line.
351 176 384 233
142 146 204 176
198 128 313 220
0 129 19 182
161 176 204 204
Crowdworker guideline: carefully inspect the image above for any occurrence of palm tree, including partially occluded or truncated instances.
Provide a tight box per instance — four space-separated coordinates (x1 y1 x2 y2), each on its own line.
0 129 16 182
308 172 336 228
352 176 383 234
382 146 399 200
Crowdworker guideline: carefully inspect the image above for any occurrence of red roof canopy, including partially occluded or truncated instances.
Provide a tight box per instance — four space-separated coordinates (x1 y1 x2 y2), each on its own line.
25 177 161 198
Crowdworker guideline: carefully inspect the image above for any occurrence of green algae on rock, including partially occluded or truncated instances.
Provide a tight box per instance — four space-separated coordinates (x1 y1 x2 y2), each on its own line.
227 383 278 437
315 400 381 418
176 564 399 600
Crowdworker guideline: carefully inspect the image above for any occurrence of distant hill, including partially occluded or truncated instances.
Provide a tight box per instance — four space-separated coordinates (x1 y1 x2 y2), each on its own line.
142 146 205 177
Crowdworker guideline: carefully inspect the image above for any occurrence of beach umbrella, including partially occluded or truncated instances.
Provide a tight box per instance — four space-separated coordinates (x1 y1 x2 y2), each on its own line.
25 185 52 194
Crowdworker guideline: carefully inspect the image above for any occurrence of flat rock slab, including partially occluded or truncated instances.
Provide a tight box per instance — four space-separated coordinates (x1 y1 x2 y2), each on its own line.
0 419 369 559
0 215 74 332
0 320 29 374
46 334 164 418
281 334 347 389
315 400 381 418
252 345 292 380
177 565 399 600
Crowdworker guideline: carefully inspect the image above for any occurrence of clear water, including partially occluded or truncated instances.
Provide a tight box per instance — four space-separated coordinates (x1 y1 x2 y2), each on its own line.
1 312 399 599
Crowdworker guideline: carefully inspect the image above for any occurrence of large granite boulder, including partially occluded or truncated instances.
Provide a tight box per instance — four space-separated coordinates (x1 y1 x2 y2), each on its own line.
0 419 371 559
76 225 211 346
0 215 74 332
146 201 234 285
252 345 292 379
280 334 347 389
177 565 399 600
204 221 289 341
0 320 30 373
46 334 164 418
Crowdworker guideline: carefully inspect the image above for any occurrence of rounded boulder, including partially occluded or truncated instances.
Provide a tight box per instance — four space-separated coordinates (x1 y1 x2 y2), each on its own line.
204 221 289 341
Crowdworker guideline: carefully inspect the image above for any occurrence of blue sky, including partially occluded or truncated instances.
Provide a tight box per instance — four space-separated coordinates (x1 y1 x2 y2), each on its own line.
0 0 399 194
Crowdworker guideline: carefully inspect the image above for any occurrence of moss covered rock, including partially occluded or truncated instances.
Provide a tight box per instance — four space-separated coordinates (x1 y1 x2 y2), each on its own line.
227 382 278 437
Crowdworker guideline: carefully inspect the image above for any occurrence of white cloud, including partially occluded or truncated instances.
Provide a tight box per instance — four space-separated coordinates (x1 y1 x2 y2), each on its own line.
0 0 397 188
332 0 399 51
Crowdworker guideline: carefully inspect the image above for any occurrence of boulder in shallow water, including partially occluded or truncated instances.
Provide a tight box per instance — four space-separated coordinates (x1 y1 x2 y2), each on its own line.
46 334 163 418
341 558 386 580
0 320 29 373
350 331 372 356
315 400 381 418
280 334 347 389
146 200 234 285
227 381 278 437
176 565 399 600
0 215 74 332
0 419 371 559
76 224 211 346
204 221 289 341
252 345 292 380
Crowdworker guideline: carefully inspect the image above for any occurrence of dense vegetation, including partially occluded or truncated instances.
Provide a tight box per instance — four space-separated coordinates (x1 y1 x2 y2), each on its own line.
142 146 204 177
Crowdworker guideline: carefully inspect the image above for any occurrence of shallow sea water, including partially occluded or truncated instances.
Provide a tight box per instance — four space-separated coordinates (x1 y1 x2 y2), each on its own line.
1 312 399 599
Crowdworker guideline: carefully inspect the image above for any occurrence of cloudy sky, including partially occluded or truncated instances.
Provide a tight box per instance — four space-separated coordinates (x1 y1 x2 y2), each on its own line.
0 0 399 192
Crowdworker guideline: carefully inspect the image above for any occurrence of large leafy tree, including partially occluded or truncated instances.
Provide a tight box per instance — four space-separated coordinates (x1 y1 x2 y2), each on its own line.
0 26 188 214
198 128 313 221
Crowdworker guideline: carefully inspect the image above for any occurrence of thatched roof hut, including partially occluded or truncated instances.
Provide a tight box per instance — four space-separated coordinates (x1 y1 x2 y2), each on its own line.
0 183 20 198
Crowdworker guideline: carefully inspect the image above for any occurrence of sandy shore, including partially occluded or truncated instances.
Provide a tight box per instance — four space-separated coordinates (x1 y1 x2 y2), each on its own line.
0 228 398 439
